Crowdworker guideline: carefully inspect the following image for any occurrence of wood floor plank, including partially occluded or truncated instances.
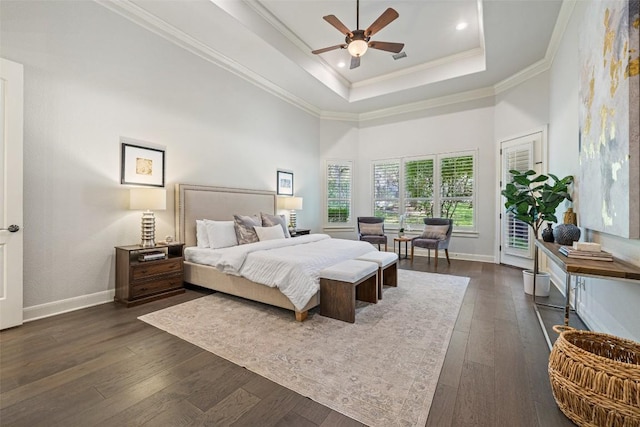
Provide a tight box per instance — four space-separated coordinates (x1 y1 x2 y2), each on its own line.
424 383 457 427
465 318 495 367
290 397 332 425
318 410 367 427
193 388 261 426
452 361 495 427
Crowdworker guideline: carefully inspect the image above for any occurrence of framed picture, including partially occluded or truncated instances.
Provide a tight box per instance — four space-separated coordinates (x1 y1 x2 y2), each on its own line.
277 170 294 196
121 142 165 187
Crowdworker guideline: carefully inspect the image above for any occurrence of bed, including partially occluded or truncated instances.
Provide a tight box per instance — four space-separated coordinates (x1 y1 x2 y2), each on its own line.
175 184 373 321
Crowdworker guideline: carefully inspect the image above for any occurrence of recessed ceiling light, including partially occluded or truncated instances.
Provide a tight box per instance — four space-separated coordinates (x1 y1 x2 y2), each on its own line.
456 22 468 31
337 61 346 68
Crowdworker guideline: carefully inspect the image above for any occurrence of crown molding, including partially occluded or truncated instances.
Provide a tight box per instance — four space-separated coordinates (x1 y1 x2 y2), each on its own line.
358 86 496 122
493 58 550 95
95 0 322 118
545 0 577 65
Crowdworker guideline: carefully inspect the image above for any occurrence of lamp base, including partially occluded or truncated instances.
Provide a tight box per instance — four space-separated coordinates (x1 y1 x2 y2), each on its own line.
140 210 156 248
289 210 297 231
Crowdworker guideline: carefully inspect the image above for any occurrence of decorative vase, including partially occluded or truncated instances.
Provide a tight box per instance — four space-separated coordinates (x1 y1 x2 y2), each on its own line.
541 223 555 242
553 223 581 245
398 231 404 237
563 208 577 225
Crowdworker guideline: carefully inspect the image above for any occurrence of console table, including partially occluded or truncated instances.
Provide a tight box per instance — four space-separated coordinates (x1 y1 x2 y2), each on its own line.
532 240 640 346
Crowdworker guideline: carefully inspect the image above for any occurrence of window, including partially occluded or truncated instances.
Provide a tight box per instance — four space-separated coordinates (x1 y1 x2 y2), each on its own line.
372 151 476 231
404 157 435 227
373 160 400 224
326 160 352 224
439 154 474 229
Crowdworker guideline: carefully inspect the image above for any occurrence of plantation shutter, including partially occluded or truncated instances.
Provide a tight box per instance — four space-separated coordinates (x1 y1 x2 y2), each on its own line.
404 157 435 227
373 160 400 224
502 143 534 258
326 161 352 224
440 154 474 228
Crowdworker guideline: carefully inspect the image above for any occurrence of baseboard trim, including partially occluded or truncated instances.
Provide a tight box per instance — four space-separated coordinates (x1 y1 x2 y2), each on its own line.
23 290 115 322
410 249 495 264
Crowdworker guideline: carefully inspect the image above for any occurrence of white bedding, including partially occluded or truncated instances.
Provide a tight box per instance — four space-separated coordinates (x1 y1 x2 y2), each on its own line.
185 234 375 311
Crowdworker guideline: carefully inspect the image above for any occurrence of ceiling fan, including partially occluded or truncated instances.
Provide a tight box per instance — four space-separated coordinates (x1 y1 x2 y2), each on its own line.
311 0 404 69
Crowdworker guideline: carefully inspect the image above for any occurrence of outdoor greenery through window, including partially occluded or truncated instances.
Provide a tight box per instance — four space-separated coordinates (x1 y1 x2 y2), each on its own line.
373 151 476 231
326 160 352 224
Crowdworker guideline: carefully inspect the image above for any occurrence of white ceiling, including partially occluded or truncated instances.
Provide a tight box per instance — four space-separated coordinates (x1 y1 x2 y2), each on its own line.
103 0 565 118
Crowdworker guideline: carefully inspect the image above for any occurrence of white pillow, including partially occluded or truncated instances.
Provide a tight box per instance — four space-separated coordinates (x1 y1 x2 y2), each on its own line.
196 219 210 248
254 224 285 241
206 220 239 249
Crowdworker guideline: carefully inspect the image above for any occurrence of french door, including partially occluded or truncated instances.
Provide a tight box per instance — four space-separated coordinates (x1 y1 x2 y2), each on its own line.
499 131 544 269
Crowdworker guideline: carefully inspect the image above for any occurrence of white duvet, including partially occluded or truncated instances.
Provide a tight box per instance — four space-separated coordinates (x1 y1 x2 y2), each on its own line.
184 234 376 311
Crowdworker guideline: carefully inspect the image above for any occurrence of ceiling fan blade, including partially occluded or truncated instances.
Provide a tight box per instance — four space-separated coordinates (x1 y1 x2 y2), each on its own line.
368 41 404 53
312 44 347 55
323 15 352 36
365 8 399 37
350 56 361 69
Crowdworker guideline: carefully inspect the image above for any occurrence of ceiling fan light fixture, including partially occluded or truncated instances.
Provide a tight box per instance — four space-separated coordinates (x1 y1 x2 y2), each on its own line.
347 39 368 57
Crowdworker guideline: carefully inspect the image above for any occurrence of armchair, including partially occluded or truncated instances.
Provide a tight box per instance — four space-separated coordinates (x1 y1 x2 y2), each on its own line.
357 217 388 251
411 218 453 268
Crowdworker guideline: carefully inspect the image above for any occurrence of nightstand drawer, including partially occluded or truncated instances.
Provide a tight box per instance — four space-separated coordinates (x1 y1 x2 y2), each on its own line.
131 258 182 280
130 275 183 298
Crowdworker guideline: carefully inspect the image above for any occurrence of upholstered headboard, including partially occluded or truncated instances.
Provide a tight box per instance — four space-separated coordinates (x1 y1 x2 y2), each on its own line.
175 184 277 247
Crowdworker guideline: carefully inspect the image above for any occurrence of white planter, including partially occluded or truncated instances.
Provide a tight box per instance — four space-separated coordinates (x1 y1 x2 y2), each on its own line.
522 270 550 297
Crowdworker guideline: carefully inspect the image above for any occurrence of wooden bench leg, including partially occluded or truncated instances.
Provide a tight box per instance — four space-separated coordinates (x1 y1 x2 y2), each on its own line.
320 278 356 323
295 310 308 322
355 273 378 304
383 262 398 287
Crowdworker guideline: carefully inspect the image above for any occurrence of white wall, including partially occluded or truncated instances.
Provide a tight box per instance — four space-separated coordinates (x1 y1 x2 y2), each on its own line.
1 1 320 313
325 99 497 262
548 1 640 341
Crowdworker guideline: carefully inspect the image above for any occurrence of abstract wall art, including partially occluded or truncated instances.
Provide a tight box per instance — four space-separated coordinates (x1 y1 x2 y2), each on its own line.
578 0 639 239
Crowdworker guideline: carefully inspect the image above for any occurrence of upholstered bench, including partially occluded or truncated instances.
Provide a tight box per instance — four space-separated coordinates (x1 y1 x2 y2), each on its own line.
319 259 379 323
355 251 398 299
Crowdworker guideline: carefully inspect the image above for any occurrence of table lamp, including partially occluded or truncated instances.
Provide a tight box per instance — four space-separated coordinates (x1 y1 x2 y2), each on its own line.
129 188 166 247
282 196 303 231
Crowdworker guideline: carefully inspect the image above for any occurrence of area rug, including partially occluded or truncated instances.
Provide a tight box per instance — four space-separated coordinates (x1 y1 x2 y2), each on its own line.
139 270 469 427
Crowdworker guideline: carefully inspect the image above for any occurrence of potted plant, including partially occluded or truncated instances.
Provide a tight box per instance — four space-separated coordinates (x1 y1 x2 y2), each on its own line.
398 214 406 237
501 169 574 296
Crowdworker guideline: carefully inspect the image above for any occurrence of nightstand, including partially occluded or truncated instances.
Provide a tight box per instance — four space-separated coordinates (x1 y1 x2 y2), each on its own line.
290 228 311 237
114 243 185 307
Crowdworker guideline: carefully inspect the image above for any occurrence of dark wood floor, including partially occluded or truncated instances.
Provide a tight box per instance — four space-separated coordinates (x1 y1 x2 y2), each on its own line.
0 259 576 426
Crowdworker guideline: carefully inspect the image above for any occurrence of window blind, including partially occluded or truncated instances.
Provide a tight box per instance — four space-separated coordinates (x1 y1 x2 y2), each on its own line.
373 161 400 223
326 161 352 223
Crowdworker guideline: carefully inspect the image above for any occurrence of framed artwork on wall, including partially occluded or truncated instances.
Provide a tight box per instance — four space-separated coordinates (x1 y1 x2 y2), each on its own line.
277 170 294 196
121 141 165 187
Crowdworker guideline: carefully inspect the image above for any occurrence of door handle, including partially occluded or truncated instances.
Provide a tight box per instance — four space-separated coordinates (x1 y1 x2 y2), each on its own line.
0 225 20 232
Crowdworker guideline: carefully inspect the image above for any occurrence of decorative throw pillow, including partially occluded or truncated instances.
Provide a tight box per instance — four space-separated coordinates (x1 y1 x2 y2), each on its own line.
260 212 291 238
359 222 384 236
254 224 285 241
196 219 211 248
206 220 238 249
233 214 261 245
421 224 450 240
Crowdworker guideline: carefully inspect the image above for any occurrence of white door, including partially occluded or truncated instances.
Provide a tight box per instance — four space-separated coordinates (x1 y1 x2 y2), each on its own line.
0 58 24 330
499 131 544 269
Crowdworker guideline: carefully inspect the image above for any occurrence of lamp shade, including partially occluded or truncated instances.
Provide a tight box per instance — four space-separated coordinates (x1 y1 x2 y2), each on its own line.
282 196 303 210
129 188 166 211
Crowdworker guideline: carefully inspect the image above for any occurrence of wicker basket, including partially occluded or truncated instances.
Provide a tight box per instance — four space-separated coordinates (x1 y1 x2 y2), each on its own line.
549 325 640 427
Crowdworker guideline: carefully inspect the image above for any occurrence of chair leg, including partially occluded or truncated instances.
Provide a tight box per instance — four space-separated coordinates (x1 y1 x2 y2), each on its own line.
385 242 388 252
435 248 438 269
445 249 450 264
